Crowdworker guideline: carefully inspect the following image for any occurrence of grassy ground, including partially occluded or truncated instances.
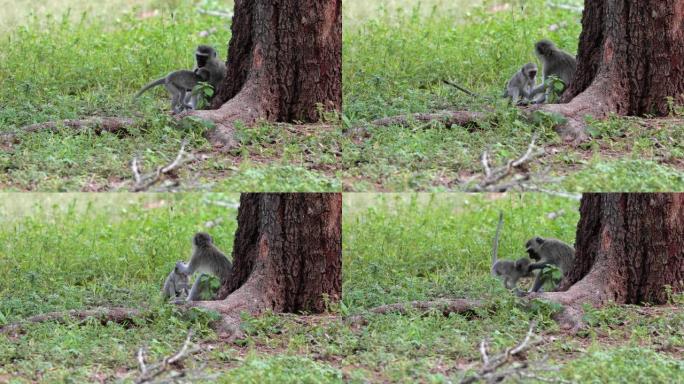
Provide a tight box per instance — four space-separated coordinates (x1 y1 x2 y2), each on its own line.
0 0 343 192
2 0 682 192
1 193 682 382
342 0 684 191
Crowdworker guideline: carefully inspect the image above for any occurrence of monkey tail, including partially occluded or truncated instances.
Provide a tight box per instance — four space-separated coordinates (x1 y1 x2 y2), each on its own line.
442 79 478 97
491 211 504 275
134 78 166 99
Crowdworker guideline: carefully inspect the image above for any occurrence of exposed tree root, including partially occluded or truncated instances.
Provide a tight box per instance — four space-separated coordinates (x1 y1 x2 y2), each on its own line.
187 83 264 150
0 307 143 335
530 78 619 143
183 241 277 341
372 110 485 129
527 264 614 333
3 117 136 143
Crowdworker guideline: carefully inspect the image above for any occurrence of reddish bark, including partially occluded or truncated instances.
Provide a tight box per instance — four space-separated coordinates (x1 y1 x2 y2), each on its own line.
192 0 342 149
196 193 342 338
543 1 684 141
539 193 684 330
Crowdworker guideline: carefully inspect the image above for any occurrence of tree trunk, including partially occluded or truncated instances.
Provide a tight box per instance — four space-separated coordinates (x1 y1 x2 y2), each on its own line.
192 0 342 149
542 0 684 141
196 193 342 338
540 193 684 330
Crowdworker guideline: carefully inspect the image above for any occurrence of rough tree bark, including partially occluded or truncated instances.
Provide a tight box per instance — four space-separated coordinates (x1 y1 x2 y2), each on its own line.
542 0 684 141
192 0 342 149
538 193 684 330
195 193 342 339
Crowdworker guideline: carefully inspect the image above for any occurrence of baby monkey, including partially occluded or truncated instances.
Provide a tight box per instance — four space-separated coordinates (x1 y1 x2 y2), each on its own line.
492 257 535 290
161 268 189 300
502 63 538 105
175 232 232 301
135 68 210 113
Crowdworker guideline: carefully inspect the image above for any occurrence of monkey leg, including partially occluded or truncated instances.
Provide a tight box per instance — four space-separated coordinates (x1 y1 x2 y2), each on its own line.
530 272 545 292
186 274 206 301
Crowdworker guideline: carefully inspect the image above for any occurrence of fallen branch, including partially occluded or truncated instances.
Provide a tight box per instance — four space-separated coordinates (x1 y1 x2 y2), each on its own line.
372 110 486 129
461 321 569 384
135 328 212 384
131 140 196 192
464 134 556 192
1 117 136 143
0 307 142 335
346 299 484 326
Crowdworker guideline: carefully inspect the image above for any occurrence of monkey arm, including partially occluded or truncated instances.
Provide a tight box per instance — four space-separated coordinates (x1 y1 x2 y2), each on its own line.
527 262 552 271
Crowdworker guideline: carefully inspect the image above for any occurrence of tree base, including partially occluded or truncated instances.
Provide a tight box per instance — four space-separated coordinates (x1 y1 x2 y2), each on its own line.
187 82 267 150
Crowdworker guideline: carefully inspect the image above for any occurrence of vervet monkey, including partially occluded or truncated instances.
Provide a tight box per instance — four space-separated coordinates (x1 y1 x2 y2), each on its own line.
525 236 575 292
175 232 232 301
185 45 227 109
529 39 577 103
490 212 534 291
161 268 189 300
502 63 538 104
492 257 535 289
135 69 210 113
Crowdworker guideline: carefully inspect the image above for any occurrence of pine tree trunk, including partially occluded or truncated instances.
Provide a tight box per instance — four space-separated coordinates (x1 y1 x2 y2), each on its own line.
544 1 684 140
193 0 342 149
551 193 684 307
196 193 342 337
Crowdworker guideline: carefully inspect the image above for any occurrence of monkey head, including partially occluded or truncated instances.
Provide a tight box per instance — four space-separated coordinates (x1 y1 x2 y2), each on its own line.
522 63 537 80
535 39 556 58
525 236 545 260
195 45 217 67
193 232 213 248
514 257 532 273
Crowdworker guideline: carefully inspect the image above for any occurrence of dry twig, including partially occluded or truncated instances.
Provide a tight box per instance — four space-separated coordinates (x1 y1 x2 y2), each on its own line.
460 322 570 384
131 140 195 192
135 329 207 384
465 134 556 192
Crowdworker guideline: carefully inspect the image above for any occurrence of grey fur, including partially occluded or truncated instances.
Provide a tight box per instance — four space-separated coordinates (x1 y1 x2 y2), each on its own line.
135 69 208 113
525 236 575 292
162 268 189 300
492 257 535 289
502 63 538 104
529 39 577 103
175 232 232 301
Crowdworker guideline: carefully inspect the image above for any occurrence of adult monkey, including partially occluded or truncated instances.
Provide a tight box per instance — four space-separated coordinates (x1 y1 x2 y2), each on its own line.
175 232 232 301
186 45 227 109
525 236 575 292
529 39 577 104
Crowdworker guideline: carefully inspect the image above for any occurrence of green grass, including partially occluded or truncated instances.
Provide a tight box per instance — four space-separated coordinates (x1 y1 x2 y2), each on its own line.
2 193 682 382
0 0 343 192
341 0 684 191
2 0 682 191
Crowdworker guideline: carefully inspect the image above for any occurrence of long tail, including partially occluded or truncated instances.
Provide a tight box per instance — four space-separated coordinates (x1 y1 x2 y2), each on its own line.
134 78 166 99
491 211 504 276
442 79 478 97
